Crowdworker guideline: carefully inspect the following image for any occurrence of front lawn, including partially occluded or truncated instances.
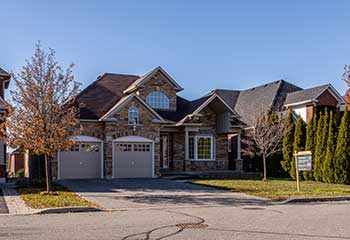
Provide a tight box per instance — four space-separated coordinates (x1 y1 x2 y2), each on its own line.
193 179 350 200
18 185 99 209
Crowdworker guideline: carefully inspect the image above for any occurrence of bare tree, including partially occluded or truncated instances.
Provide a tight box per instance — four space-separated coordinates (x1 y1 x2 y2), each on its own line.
7 43 80 193
343 65 350 107
243 112 286 181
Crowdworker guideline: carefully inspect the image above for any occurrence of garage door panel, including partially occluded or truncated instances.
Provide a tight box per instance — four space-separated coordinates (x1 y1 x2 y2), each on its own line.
59 145 102 179
114 142 152 178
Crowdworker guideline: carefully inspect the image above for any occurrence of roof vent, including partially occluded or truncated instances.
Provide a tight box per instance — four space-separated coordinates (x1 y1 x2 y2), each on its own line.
250 88 255 91
263 84 268 87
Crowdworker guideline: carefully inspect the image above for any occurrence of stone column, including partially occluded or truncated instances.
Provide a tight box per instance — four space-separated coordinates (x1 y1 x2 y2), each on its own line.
184 129 189 171
236 132 243 172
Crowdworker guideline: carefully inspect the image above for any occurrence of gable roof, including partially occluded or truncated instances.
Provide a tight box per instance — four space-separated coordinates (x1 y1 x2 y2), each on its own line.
74 73 139 119
123 66 183 94
156 96 210 122
284 84 345 106
214 80 301 126
99 92 166 122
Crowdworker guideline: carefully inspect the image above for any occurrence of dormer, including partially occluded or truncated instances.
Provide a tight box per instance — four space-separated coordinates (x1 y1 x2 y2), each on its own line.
123 67 183 111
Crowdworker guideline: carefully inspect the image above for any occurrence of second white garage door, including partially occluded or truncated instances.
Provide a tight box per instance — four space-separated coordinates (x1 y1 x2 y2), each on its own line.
113 138 153 178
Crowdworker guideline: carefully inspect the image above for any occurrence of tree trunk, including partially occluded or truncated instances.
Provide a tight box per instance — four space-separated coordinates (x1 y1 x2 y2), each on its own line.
44 154 51 193
262 155 267 181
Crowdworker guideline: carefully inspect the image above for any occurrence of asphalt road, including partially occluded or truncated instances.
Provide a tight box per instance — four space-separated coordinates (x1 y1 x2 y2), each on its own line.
1 201 350 240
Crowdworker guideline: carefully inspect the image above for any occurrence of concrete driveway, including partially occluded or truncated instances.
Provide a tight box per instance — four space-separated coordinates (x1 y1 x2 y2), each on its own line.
60 179 266 210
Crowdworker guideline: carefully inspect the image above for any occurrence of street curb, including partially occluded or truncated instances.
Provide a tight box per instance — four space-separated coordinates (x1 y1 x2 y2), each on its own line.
36 206 102 214
278 196 350 204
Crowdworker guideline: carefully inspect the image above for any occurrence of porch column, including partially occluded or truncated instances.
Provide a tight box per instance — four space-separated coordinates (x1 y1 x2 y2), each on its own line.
184 129 189 171
236 131 243 172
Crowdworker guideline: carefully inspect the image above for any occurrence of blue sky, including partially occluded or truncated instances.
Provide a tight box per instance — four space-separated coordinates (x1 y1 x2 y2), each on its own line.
1 0 350 99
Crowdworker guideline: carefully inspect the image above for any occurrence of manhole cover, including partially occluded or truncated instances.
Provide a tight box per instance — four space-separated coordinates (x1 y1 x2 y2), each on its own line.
176 223 208 229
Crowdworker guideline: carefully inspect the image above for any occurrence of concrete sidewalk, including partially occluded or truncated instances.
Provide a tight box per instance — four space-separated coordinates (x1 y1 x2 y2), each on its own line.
1 185 38 215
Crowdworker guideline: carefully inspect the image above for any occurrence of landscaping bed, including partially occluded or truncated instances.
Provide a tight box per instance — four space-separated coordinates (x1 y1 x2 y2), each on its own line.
193 179 350 201
17 183 99 209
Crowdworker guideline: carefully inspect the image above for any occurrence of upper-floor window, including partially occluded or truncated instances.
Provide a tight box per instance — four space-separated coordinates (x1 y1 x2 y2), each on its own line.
146 91 169 109
128 106 138 124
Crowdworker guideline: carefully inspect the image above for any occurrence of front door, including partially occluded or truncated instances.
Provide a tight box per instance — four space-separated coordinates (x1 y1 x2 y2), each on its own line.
160 134 169 169
228 135 237 170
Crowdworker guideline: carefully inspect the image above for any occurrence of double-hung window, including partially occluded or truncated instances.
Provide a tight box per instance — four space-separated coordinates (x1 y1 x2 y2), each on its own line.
188 135 214 160
128 106 138 125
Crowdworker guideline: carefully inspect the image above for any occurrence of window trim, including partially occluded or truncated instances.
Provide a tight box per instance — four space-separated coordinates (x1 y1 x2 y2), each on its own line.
146 91 170 109
189 135 215 161
128 106 139 125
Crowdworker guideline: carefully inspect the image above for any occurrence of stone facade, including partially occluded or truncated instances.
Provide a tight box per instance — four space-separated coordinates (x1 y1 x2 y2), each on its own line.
137 72 177 111
53 98 162 178
168 106 230 172
172 131 185 171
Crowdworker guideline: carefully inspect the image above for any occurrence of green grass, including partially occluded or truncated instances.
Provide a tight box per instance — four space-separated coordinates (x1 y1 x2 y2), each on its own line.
18 185 100 209
193 179 350 200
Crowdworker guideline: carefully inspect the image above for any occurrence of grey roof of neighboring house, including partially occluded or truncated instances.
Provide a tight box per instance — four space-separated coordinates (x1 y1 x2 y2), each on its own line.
284 84 330 105
214 80 302 126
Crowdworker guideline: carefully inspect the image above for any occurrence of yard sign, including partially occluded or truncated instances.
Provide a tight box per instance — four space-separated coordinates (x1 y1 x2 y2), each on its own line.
294 151 312 192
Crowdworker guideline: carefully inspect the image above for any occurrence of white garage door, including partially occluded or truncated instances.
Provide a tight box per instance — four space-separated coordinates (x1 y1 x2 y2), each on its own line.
113 142 153 178
59 142 102 179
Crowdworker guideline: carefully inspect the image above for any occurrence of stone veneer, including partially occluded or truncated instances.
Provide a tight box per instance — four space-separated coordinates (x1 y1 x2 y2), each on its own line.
137 72 177 112
52 95 231 178
170 106 229 172
52 98 161 178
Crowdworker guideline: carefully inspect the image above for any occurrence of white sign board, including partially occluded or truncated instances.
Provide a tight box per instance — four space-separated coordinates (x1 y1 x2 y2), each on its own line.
296 151 312 171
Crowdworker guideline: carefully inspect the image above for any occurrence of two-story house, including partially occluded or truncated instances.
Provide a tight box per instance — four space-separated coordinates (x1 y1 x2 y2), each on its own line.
53 66 345 179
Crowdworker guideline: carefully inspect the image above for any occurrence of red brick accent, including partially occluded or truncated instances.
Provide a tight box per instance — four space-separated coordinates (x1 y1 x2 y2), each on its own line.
306 105 315 123
316 90 338 107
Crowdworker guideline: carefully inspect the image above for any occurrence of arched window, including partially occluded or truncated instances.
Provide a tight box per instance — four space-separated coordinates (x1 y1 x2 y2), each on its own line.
128 106 138 124
146 91 169 109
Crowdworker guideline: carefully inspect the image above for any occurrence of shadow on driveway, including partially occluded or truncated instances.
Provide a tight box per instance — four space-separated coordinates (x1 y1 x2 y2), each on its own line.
59 179 267 209
0 188 9 214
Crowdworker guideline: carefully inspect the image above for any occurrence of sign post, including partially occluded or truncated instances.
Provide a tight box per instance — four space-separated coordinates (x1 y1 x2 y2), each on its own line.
294 151 312 192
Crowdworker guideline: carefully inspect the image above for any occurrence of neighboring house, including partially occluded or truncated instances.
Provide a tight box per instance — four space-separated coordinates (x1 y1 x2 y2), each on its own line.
0 67 11 182
51 66 344 180
284 84 344 123
8 149 25 177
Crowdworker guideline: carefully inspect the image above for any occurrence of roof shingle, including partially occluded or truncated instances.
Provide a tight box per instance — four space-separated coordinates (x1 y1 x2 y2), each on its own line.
74 73 139 119
284 84 330 105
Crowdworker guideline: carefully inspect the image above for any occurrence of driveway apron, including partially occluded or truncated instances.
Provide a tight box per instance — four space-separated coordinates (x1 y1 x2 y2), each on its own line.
60 179 266 210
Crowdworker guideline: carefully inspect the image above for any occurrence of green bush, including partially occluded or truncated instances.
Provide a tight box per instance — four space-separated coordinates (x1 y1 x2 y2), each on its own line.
290 116 306 180
303 115 317 180
282 110 295 174
314 111 328 182
323 111 337 183
334 109 350 184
